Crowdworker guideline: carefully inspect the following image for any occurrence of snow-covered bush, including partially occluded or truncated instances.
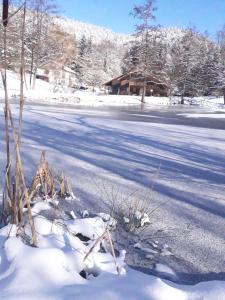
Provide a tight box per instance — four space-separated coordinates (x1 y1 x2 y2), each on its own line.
96 182 152 234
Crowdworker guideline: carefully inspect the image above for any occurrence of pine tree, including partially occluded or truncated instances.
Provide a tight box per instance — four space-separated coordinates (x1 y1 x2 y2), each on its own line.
169 29 203 102
71 35 92 86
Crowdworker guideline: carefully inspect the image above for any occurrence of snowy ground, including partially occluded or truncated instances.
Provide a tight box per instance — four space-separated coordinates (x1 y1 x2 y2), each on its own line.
0 71 170 106
0 201 225 300
0 101 225 285
0 73 225 298
1 71 225 109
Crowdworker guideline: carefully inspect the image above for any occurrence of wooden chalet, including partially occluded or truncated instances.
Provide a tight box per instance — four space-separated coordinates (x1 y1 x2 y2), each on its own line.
104 71 168 97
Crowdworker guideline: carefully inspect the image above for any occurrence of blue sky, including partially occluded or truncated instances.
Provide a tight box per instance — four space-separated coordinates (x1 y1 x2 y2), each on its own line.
56 0 225 38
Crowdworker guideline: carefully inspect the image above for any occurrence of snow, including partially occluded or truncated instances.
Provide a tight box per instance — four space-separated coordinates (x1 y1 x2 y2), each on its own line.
0 71 169 106
0 99 224 282
135 210 142 220
73 90 171 106
155 263 178 279
70 210 77 219
180 113 225 119
134 242 158 254
173 96 225 110
55 16 185 47
140 213 151 227
0 71 225 298
67 217 109 240
1 71 225 110
55 16 130 45
123 217 130 224
0 210 225 300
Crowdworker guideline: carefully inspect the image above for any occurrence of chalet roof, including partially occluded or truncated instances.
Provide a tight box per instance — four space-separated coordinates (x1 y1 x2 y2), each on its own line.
104 71 168 87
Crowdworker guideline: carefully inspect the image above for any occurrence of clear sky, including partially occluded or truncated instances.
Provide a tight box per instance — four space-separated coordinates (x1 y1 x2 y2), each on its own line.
56 0 225 38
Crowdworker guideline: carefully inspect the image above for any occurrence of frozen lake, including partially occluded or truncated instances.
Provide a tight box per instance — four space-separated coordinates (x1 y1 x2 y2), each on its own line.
0 103 225 284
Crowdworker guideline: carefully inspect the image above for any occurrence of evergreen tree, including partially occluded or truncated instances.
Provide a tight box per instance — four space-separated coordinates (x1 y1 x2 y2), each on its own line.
71 35 93 86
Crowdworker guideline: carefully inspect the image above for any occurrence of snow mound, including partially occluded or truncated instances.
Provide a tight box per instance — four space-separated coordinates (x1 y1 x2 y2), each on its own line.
0 200 225 300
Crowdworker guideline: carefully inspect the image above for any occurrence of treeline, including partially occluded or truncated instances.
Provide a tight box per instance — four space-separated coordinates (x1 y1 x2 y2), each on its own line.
0 0 125 90
0 0 76 89
70 34 125 88
123 28 225 99
1 0 225 99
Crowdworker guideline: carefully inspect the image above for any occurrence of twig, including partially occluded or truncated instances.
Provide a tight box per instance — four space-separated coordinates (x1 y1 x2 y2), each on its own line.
107 229 120 275
83 230 107 262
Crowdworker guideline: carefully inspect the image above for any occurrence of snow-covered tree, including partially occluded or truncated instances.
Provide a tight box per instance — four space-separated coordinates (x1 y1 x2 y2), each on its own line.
216 26 225 103
169 28 225 101
0 3 23 69
71 35 92 86
131 0 158 102
169 29 201 102
25 0 59 88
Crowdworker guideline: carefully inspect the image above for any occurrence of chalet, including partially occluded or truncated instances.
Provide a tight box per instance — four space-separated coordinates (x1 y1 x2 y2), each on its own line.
104 71 168 97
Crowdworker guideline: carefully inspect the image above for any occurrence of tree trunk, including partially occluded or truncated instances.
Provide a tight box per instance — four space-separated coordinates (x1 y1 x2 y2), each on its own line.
32 68 37 90
30 49 34 88
24 71 28 90
141 77 147 103
181 95 184 105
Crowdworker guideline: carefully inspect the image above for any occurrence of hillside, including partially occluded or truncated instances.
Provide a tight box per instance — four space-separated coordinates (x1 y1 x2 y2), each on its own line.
55 17 131 45
56 16 184 45
53 16 186 87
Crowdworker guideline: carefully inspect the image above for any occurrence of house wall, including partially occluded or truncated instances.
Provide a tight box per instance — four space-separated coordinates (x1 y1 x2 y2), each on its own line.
105 73 169 97
111 83 168 97
48 70 77 87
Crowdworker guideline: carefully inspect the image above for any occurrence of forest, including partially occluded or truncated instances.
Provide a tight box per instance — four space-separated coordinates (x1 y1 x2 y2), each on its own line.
0 0 225 102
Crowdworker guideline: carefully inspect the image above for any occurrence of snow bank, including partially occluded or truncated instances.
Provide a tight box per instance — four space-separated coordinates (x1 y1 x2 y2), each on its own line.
180 113 225 119
73 90 170 106
0 71 80 105
171 96 225 111
0 201 224 300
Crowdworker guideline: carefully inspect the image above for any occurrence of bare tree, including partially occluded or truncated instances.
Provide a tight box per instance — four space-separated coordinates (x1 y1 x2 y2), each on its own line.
25 0 58 88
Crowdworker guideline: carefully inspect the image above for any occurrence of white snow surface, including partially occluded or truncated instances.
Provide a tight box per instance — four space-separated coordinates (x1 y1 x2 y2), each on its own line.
0 71 225 298
0 208 225 300
55 16 184 46
0 97 225 282
55 16 130 45
0 71 170 106
180 113 225 119
1 71 225 109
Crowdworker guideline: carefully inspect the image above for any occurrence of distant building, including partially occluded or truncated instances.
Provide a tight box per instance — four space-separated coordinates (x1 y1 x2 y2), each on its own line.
36 67 77 87
104 71 168 97
36 68 50 82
